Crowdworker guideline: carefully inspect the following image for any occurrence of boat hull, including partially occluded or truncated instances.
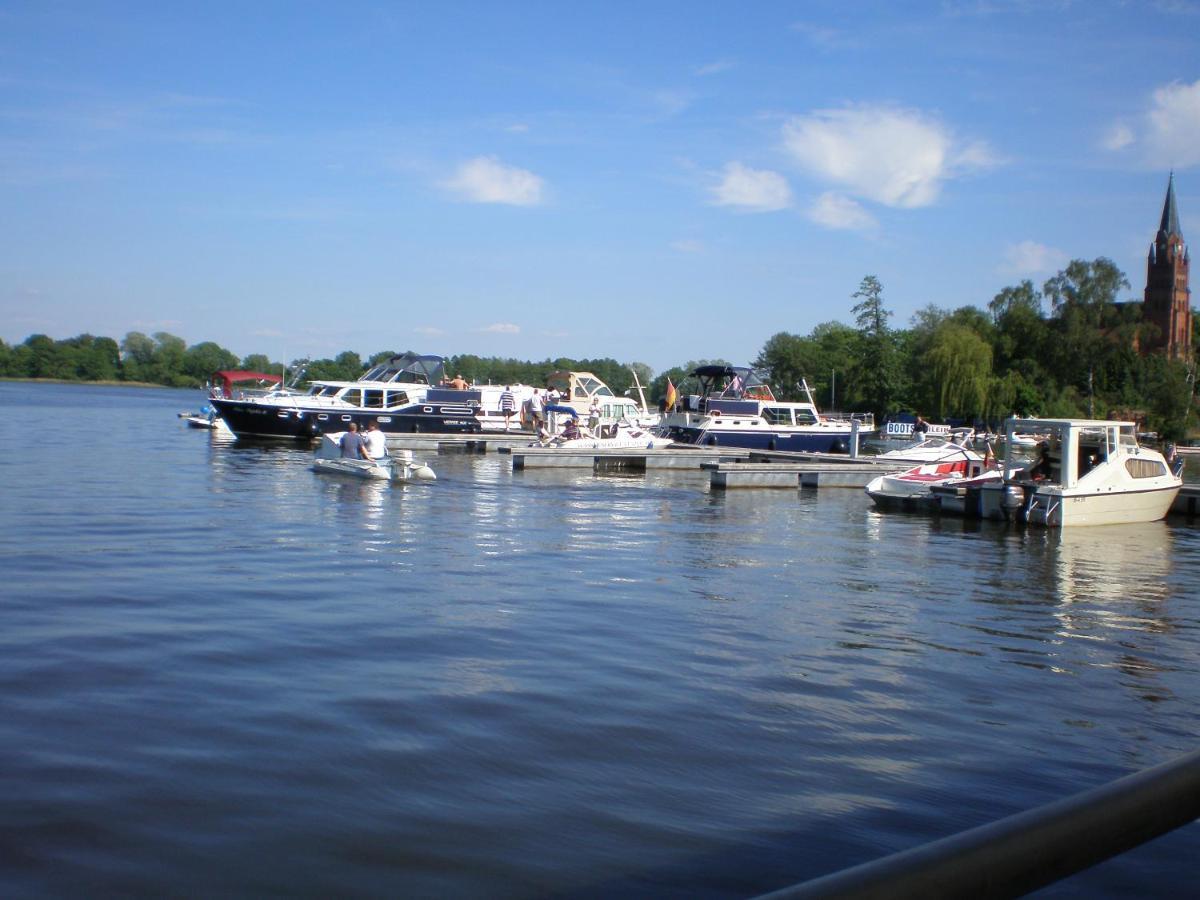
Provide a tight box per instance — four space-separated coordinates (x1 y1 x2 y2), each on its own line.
980 482 1180 527
664 425 857 453
211 398 482 440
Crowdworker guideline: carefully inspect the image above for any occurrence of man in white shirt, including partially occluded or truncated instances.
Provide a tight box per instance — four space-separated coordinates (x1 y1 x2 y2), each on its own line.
363 419 388 461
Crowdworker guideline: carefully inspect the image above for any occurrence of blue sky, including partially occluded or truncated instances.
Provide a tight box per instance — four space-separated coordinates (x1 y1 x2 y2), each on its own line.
2 1 1199 373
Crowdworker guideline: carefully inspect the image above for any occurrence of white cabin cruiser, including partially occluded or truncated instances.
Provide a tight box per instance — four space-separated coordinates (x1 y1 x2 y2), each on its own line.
976 418 1180 527
312 434 435 482
543 371 658 430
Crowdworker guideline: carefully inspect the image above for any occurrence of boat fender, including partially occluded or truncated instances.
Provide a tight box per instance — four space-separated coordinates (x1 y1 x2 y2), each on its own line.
832 439 847 454
708 434 718 446
768 438 777 451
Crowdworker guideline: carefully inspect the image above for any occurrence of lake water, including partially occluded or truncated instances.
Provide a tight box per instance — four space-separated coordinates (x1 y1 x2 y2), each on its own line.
2 381 1198 898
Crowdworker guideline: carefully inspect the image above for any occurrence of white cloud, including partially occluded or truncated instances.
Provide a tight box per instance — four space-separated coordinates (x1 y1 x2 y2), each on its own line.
1103 79 1200 167
807 192 877 230
1102 122 1134 151
694 59 735 77
781 104 997 208
480 322 520 334
710 162 793 212
1145 79 1200 167
443 156 544 206
1000 240 1068 275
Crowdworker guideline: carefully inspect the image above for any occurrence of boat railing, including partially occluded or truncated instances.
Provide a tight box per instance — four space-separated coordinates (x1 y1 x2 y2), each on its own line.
754 747 1200 899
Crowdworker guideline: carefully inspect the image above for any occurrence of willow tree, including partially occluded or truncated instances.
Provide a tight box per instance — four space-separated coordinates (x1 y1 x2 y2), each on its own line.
923 322 992 419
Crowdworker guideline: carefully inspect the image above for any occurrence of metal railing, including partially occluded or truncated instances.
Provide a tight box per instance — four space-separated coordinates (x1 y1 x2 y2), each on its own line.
756 748 1200 899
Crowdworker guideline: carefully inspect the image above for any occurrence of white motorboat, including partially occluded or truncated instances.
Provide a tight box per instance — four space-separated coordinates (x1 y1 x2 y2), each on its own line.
536 417 673 450
866 455 997 510
312 434 435 482
872 429 982 465
975 418 1181 527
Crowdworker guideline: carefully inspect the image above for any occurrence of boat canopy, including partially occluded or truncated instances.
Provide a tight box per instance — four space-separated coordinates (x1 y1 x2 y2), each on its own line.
690 365 775 402
359 353 445 385
546 371 616 402
212 370 282 396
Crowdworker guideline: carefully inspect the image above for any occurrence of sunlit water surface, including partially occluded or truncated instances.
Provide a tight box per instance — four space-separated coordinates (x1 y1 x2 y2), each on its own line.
1 382 1198 898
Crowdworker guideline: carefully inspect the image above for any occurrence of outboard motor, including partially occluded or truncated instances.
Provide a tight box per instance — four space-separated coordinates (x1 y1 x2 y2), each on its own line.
1000 483 1026 522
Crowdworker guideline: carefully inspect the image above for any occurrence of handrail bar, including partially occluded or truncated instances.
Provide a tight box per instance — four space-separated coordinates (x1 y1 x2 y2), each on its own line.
756 748 1200 899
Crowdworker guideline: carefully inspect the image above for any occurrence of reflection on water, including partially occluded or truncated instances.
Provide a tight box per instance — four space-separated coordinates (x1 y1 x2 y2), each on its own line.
1050 522 1173 607
3 383 1200 898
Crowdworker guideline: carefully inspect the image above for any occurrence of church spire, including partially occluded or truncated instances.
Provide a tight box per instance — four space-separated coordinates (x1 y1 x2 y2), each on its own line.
1159 171 1182 238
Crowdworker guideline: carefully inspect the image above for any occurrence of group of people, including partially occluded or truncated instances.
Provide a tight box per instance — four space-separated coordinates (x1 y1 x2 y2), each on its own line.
339 419 388 463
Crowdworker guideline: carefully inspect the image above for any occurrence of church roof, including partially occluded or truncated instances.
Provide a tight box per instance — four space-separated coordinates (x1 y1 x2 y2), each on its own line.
1159 172 1182 238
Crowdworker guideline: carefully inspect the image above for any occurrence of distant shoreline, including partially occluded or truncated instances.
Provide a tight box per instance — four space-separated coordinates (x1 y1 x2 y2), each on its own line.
0 377 189 390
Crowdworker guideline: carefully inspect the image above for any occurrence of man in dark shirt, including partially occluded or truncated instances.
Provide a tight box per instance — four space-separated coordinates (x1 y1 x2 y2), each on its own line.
340 422 370 460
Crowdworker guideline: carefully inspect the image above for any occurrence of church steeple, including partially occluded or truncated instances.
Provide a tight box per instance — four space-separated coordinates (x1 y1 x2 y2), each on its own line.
1159 171 1182 239
1143 173 1192 362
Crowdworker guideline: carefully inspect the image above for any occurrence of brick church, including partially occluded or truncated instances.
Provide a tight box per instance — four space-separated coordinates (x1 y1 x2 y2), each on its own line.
1143 173 1192 361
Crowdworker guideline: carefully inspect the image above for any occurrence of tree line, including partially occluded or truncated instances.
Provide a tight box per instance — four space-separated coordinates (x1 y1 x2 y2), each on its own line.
3 256 1196 437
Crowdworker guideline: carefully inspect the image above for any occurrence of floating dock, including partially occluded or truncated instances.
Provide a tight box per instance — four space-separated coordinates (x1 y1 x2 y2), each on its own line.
1171 483 1200 517
704 460 909 489
384 432 537 453
507 446 750 470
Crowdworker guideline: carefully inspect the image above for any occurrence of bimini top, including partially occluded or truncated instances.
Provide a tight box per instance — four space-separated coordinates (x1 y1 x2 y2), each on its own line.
212 370 282 395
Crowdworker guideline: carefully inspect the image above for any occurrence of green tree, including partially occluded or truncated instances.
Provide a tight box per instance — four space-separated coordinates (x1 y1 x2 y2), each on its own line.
241 353 275 373
850 276 898 420
120 331 155 381
1043 258 1129 417
150 332 189 386
183 341 240 381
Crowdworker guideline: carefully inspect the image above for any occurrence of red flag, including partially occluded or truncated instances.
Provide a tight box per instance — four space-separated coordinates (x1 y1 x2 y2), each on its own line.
664 378 678 410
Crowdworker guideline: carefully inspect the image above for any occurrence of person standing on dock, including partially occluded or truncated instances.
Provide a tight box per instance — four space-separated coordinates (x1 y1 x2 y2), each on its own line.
499 387 517 431
530 390 545 435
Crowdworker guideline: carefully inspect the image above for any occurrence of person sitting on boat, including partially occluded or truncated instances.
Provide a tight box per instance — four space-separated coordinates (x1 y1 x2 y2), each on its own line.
1029 441 1053 481
448 373 469 391
1166 443 1184 478
561 417 581 441
339 422 372 461
363 419 388 461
